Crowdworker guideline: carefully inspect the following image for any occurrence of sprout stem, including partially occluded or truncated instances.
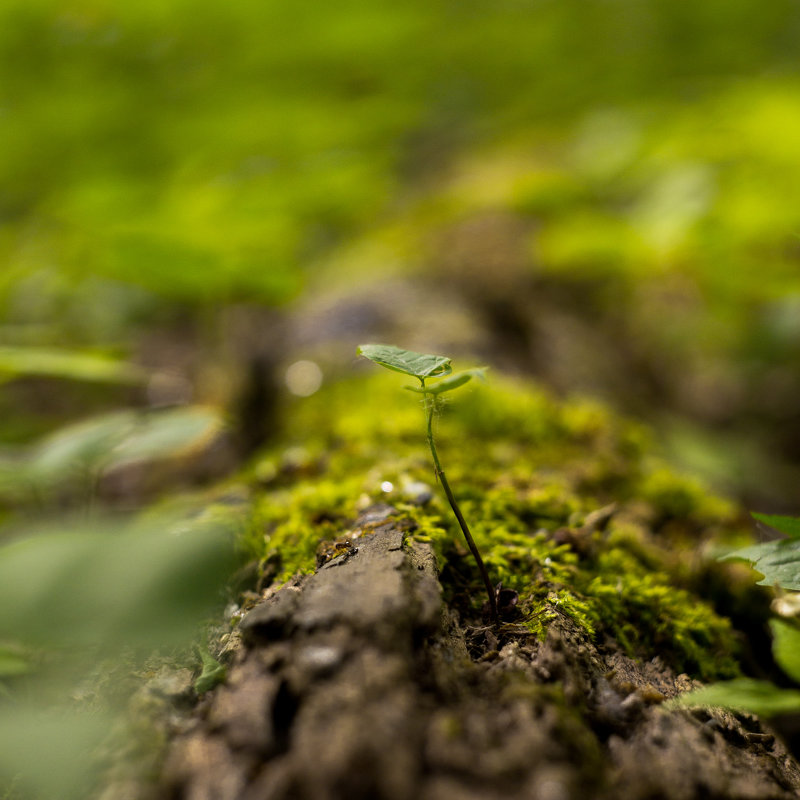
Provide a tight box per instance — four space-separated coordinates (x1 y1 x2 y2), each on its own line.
424 394 498 625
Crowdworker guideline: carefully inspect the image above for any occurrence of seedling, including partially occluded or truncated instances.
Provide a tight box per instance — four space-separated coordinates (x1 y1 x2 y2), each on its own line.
357 344 498 624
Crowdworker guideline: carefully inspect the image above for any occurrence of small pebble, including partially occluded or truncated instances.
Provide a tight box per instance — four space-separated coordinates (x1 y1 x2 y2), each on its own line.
146 667 194 701
402 481 434 505
298 645 343 675
639 685 666 705
357 503 396 524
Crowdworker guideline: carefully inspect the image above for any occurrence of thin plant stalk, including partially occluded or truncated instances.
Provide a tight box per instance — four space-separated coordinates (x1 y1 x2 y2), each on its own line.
424 390 499 624
356 345 497 624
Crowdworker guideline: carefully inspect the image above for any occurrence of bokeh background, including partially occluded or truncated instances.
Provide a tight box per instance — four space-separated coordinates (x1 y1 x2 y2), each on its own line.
4 0 800 508
3 1 800 796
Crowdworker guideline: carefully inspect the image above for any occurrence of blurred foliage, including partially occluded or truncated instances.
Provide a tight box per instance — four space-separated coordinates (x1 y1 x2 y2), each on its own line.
0 405 223 503
1 0 800 505
0 511 237 652
0 393 237 798
0 504 241 799
1 0 799 324
326 80 800 502
675 677 800 717
0 346 143 385
678 513 800 717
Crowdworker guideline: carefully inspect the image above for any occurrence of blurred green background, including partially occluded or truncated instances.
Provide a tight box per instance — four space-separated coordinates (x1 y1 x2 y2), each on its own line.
3 0 800 506
3 0 800 795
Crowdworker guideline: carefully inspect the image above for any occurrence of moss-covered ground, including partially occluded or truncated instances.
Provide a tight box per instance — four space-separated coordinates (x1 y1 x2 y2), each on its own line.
237 372 744 681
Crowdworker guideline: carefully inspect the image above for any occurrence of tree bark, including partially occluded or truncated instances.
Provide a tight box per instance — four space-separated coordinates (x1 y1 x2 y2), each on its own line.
159 511 800 800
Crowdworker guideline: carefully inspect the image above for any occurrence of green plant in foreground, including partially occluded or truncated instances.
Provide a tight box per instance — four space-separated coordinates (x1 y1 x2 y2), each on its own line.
357 344 498 624
676 512 800 716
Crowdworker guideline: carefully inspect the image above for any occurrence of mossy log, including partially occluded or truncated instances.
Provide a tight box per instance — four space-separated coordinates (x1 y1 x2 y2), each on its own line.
152 374 800 799
159 506 800 800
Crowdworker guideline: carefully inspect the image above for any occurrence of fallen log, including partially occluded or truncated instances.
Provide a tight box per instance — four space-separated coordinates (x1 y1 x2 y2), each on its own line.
159 511 800 800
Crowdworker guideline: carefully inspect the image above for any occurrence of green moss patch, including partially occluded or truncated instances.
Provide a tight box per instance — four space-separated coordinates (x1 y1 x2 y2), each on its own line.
241 372 741 680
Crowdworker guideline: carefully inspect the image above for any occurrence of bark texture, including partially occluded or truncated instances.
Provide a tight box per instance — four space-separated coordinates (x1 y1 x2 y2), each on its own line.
159 513 800 800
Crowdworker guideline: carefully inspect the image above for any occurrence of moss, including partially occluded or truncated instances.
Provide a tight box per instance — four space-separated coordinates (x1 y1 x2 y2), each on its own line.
240 372 745 680
579 545 737 679
241 475 365 583
634 465 736 525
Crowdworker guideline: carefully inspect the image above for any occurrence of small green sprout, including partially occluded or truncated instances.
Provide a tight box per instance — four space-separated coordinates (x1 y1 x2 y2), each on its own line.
357 344 498 624
194 646 226 694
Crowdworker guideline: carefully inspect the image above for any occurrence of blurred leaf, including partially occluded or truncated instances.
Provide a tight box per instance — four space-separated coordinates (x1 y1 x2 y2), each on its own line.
770 619 800 683
0 346 144 385
110 406 223 468
720 539 800 590
0 510 239 650
752 513 800 540
0 644 29 678
357 344 452 379
0 454 34 504
16 406 224 492
675 677 800 716
29 411 137 485
405 368 487 395
0 706 111 800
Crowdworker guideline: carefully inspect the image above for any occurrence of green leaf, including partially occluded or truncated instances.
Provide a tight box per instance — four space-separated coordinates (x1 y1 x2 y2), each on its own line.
194 648 226 694
770 618 800 683
357 344 452 380
405 368 488 395
0 346 144 385
752 513 800 540
720 539 800 590
674 677 800 716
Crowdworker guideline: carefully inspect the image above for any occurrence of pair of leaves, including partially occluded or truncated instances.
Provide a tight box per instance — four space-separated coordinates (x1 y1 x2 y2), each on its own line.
357 344 486 395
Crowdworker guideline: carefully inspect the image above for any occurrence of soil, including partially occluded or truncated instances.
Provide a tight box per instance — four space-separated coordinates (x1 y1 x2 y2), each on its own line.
156 511 800 800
